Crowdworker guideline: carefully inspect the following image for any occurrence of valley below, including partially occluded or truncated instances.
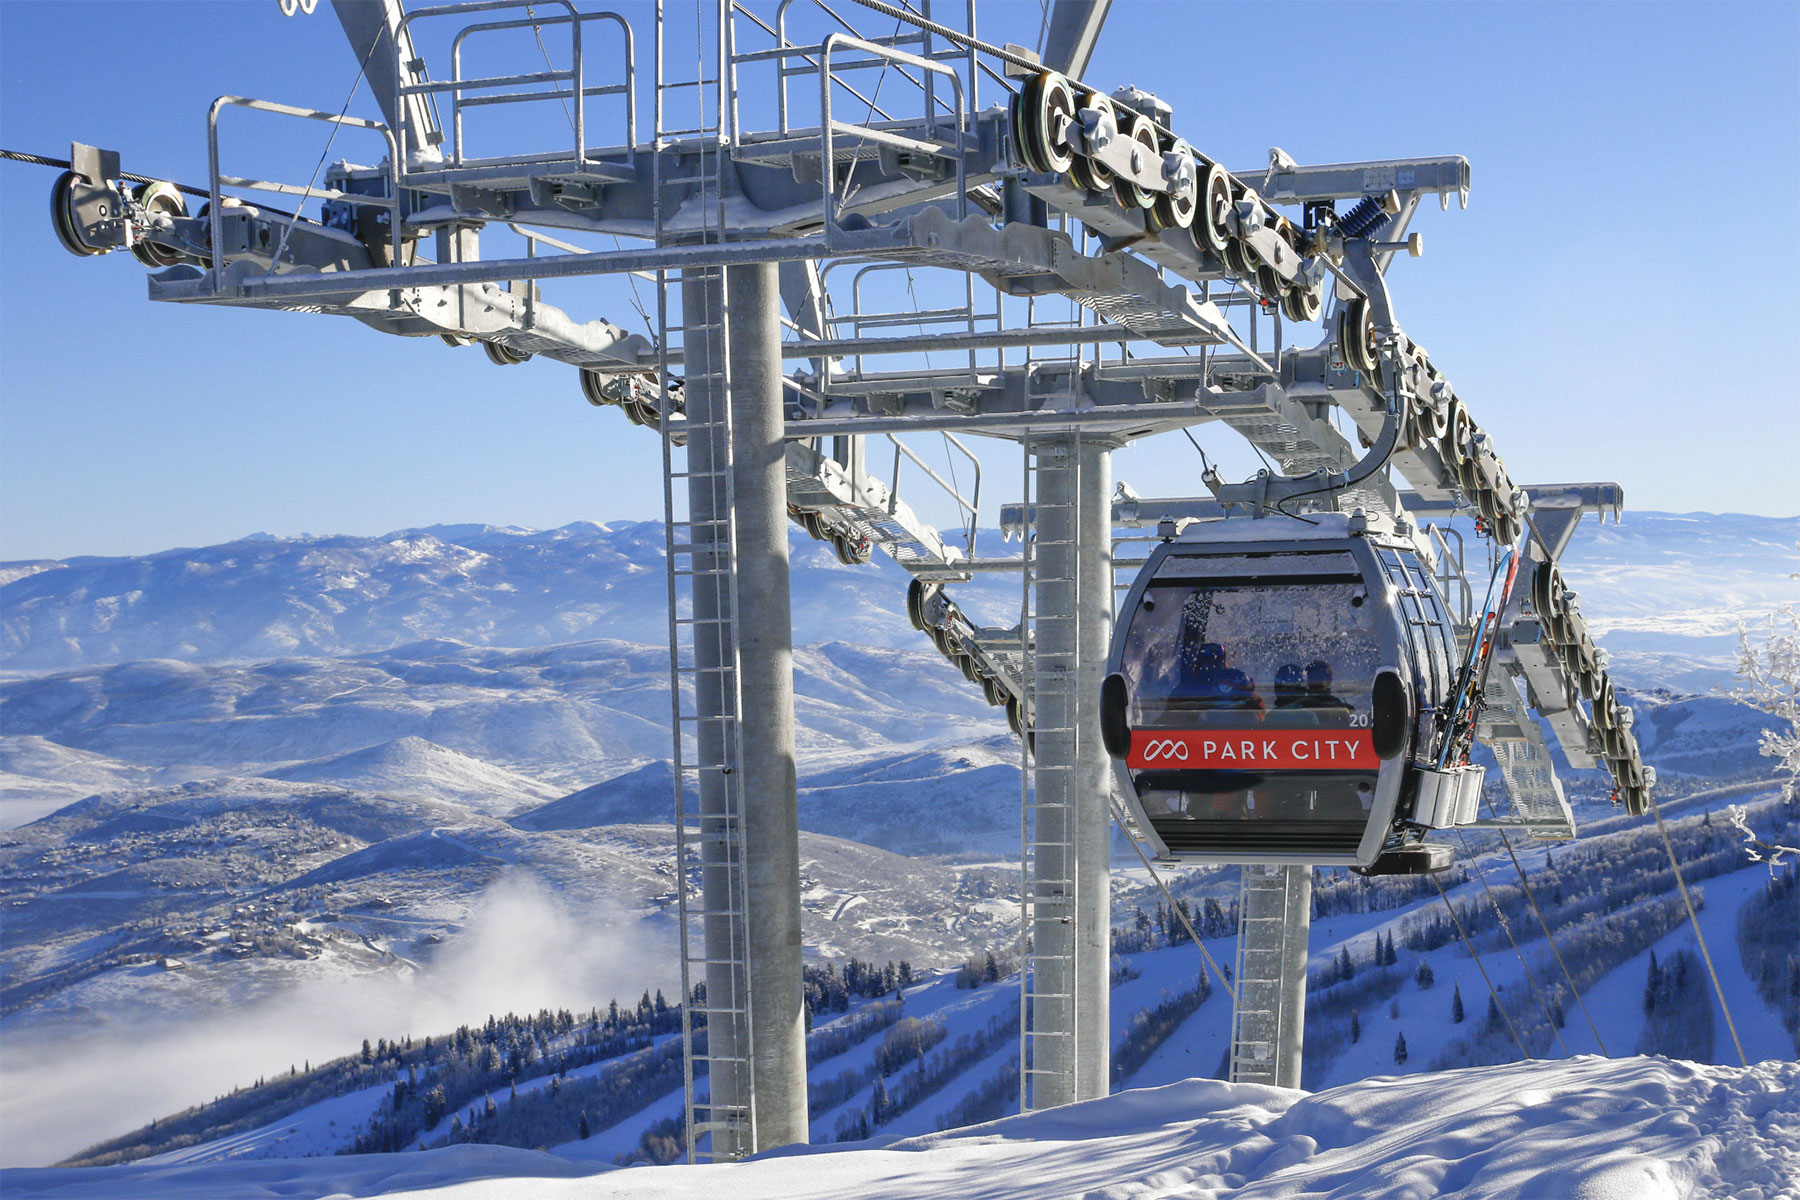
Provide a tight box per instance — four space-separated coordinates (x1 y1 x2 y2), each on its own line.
1 513 1795 1168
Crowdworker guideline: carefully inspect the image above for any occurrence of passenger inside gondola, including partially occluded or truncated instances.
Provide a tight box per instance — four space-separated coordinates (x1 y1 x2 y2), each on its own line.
1169 637 1263 713
1301 659 1350 714
1264 663 1321 729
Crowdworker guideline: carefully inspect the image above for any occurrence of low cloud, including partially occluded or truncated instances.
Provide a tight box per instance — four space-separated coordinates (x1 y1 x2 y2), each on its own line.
0 874 665 1167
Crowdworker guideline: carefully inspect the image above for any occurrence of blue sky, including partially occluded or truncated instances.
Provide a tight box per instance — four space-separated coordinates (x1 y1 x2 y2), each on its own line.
1 0 1795 561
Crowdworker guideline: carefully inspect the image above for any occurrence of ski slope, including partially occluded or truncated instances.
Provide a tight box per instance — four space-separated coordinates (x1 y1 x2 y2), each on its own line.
5 1055 1793 1199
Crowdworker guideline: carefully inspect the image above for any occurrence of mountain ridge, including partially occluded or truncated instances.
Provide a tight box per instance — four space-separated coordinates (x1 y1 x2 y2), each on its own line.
9 512 1790 675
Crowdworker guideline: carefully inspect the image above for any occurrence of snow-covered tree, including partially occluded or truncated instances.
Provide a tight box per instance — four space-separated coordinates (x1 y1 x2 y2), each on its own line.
1729 600 1800 804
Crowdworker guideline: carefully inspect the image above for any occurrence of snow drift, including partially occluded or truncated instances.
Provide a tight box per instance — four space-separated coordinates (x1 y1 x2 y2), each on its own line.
4 1056 1793 1199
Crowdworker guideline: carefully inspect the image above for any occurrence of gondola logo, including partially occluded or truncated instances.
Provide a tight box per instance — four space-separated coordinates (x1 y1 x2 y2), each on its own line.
1128 728 1378 770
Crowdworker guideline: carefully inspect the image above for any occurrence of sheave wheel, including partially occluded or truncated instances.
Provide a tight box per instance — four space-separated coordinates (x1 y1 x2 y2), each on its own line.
1153 139 1199 231
1112 112 1161 211
1256 264 1284 303
484 341 531 366
1067 92 1115 192
906 578 930 631
128 181 187 268
1282 284 1321 324
1339 298 1378 376
51 171 105 257
1029 72 1077 175
1198 163 1233 256
1224 236 1254 277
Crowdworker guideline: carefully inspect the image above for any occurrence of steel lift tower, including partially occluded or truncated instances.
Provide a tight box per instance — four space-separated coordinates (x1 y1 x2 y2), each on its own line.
26 0 1660 1155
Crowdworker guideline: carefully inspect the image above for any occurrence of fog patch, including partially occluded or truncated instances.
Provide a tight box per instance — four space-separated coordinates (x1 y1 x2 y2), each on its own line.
0 874 661 1167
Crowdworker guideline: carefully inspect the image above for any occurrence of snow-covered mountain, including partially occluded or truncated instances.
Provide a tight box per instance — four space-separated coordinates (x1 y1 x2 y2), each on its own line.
1 512 1793 1181
0 638 999 792
0 521 1025 672
8 512 1788 677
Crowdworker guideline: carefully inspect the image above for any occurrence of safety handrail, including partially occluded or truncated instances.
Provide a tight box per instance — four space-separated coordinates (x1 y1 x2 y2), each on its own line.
817 259 997 386
887 432 981 556
766 0 937 134
1428 523 1473 627
820 33 964 240
396 2 635 175
205 96 401 282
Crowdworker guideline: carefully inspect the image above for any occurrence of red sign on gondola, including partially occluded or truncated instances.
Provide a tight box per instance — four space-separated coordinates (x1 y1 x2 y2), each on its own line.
1127 729 1378 771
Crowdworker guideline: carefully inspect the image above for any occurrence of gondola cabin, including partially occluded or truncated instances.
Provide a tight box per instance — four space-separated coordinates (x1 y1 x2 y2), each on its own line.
1100 514 1482 874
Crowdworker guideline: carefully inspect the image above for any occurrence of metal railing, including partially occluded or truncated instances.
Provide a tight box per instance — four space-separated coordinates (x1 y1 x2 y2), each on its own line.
395 1 635 175
886 432 981 557
820 33 964 238
812 259 1000 389
205 96 401 280
1427 522 1473 626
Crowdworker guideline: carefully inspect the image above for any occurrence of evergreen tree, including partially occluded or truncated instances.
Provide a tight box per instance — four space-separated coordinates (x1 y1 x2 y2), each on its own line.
1485 995 1502 1033
1645 950 1662 1014
579 1110 591 1140
1394 1032 1408 1065
1350 1010 1362 1044
1452 982 1465 1023
1415 960 1435 990
361 1038 374 1064
424 1084 447 1128
871 1075 891 1125
983 951 1000 983
484 1093 497 1119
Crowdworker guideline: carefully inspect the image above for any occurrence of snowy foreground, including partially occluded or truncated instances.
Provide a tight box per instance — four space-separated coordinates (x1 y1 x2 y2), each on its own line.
8 1056 1795 1199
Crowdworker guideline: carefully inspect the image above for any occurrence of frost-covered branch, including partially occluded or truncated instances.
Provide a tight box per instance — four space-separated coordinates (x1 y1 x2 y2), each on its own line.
1727 601 1800 805
1723 803 1798 874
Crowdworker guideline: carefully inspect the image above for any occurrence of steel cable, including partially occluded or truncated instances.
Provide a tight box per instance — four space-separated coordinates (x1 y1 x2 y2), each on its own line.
1108 796 1236 1004
1492 825 1609 1055
1647 792 1748 1066
1431 872 1532 1060
1455 832 1572 1057
1 148 210 198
